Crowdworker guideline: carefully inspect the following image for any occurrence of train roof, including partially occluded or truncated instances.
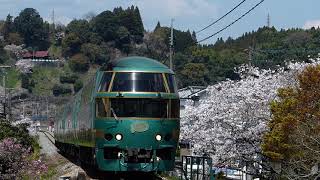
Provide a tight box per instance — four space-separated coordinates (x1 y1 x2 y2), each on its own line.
105 56 174 74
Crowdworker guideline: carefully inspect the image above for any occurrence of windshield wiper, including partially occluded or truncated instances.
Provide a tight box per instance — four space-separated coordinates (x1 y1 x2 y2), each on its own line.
110 107 120 121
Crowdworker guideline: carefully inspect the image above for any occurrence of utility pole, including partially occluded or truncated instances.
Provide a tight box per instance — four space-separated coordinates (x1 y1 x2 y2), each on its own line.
52 9 55 31
169 18 174 70
22 99 25 117
248 46 253 68
0 66 11 120
46 97 49 120
7 88 12 120
2 74 5 116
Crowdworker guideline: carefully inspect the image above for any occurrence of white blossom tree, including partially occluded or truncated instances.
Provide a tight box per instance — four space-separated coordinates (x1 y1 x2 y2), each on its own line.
180 58 320 171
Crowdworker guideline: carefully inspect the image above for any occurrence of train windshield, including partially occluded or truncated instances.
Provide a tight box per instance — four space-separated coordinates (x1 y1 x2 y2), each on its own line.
111 72 166 92
98 72 113 91
165 74 178 93
96 98 180 118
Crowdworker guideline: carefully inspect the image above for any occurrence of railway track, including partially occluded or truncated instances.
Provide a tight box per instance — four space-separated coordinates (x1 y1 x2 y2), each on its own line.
39 130 55 145
39 131 168 180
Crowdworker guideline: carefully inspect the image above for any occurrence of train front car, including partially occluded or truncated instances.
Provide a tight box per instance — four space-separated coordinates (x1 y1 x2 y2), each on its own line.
94 56 180 172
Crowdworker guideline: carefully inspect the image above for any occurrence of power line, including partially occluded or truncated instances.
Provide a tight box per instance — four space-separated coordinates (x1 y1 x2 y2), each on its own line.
196 0 247 34
197 0 265 43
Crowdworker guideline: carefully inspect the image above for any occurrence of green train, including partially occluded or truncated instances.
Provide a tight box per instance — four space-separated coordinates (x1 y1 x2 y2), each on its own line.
54 56 180 172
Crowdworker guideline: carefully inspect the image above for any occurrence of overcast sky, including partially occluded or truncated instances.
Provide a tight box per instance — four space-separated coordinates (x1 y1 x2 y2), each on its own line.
0 0 319 44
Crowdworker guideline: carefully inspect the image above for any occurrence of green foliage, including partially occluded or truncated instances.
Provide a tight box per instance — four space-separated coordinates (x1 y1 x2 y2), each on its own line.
174 29 196 52
154 21 161 31
7 32 23 45
170 27 320 88
153 27 196 53
69 53 90 72
92 10 119 42
59 6 144 65
173 47 244 86
74 79 83 93
0 68 21 89
40 162 57 179
0 121 35 149
80 43 109 65
262 65 320 177
115 26 131 53
62 32 82 57
52 84 72 96
210 27 320 70
91 6 144 44
28 67 61 95
21 73 34 92
4 68 21 88
48 44 62 58
216 172 226 180
7 7 320 90
0 41 9 64
13 8 49 49
143 28 169 62
180 63 209 86
1 14 14 40
66 19 91 43
60 73 78 84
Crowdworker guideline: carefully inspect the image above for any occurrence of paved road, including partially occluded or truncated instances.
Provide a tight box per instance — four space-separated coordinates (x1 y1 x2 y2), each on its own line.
37 131 57 156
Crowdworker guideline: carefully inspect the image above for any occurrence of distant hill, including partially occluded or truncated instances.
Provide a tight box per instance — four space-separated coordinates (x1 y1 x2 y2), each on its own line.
171 26 320 87
1 6 320 95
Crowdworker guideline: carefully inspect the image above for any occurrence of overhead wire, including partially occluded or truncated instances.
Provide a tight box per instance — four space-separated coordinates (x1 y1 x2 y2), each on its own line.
196 0 247 34
197 0 265 44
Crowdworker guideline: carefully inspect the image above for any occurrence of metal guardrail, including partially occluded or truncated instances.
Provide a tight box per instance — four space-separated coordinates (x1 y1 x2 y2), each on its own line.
178 156 214 180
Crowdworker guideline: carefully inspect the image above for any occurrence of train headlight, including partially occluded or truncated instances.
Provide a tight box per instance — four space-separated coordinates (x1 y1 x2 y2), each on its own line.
115 134 123 141
155 134 162 141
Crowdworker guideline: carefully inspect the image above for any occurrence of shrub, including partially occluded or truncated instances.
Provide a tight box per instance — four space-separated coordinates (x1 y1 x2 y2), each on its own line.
0 122 34 148
69 53 89 72
74 79 83 93
0 138 47 179
52 84 72 96
0 122 47 179
60 74 78 84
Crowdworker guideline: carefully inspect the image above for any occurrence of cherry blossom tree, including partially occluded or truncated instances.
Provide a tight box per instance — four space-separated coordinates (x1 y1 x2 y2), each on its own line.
180 58 320 173
0 138 47 179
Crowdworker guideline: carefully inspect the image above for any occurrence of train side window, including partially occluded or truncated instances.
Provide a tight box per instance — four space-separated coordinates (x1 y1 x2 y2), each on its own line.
165 74 178 93
170 99 180 118
98 72 113 92
96 98 109 118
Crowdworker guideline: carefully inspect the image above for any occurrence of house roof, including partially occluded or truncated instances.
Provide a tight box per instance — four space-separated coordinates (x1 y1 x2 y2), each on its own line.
35 51 49 58
23 52 33 58
22 51 49 58
178 86 207 99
